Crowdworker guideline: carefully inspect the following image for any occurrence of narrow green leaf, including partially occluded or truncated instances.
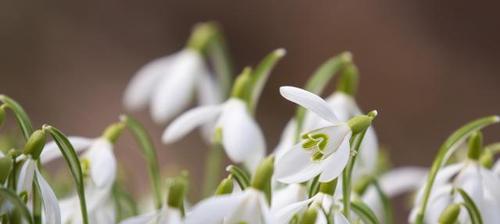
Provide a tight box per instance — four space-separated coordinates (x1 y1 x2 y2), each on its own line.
293 53 352 141
351 200 380 224
43 125 89 224
457 188 483 224
415 115 499 224
0 187 34 224
120 115 162 209
226 165 250 189
249 48 286 111
0 95 34 140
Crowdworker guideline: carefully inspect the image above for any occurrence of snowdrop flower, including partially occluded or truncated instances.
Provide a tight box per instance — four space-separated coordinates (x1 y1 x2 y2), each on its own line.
17 130 61 224
163 97 265 171
275 86 376 184
273 191 349 224
275 91 378 182
123 24 222 124
410 133 500 224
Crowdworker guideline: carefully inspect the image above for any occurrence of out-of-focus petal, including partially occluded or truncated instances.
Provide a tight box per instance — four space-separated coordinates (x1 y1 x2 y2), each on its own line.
162 105 222 143
272 197 314 224
85 139 116 188
123 54 175 110
119 211 158 224
16 159 36 194
226 189 269 224
185 193 245 224
333 212 350 224
280 86 339 123
273 119 296 160
41 137 94 164
271 184 307 212
35 169 61 224
150 49 205 123
379 167 428 197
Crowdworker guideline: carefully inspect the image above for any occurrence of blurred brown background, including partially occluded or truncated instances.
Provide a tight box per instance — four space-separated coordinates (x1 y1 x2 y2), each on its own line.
1 0 500 213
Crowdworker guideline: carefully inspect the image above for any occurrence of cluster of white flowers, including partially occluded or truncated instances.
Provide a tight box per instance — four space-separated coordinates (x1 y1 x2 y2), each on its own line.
0 22 499 224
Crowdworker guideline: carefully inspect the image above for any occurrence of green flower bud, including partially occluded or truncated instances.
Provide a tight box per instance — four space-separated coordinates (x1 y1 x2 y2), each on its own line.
186 22 218 52
231 67 253 102
251 156 275 192
0 156 13 183
215 175 234 195
167 173 188 212
479 149 493 168
24 129 47 160
300 206 318 224
438 203 460 224
347 110 377 134
467 131 482 160
319 178 338 196
336 62 359 96
102 122 125 144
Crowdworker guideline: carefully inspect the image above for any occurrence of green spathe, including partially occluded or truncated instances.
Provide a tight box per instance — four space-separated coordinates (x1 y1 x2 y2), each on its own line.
24 129 46 160
251 156 274 192
467 131 482 160
0 156 13 183
0 105 5 127
347 110 378 134
300 206 318 224
438 203 460 224
102 122 125 144
187 22 219 53
215 176 234 195
167 174 188 212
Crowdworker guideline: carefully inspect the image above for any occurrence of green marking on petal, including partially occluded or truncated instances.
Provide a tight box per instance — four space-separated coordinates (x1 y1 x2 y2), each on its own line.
301 132 329 161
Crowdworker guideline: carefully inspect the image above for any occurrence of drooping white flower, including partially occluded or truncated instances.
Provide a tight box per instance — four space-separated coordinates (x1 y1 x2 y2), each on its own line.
409 162 500 224
119 206 183 224
273 192 349 224
185 188 270 224
163 98 265 171
123 49 221 124
16 157 61 224
275 86 353 184
274 91 378 182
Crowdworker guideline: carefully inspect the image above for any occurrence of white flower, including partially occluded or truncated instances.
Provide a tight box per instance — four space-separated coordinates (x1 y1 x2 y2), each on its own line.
16 157 61 224
41 137 118 223
275 86 352 183
271 184 307 212
185 188 270 224
274 91 378 182
163 98 265 171
120 206 183 224
273 192 349 224
410 162 500 224
123 49 221 123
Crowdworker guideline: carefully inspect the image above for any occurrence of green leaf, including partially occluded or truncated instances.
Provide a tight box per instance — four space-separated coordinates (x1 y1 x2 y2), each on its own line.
0 187 34 224
457 188 483 224
414 115 499 224
372 181 393 224
43 125 89 224
351 200 380 224
0 95 34 140
226 165 250 189
120 115 162 209
307 175 320 198
112 183 138 221
293 52 352 141
248 48 286 112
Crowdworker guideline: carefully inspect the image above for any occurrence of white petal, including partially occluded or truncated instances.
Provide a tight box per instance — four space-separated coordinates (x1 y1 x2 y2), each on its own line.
150 49 205 123
273 119 297 161
185 193 245 224
123 54 175 110
271 184 307 212
354 126 379 178
280 86 339 123
163 207 183 224
162 105 222 143
197 73 222 106
378 167 428 197
218 99 266 171
480 168 500 200
318 133 351 182
272 197 314 224
85 139 116 188
326 92 360 120
40 137 94 164
226 189 269 224
119 211 158 224
35 169 61 224
333 212 350 224
17 159 36 193
275 144 324 184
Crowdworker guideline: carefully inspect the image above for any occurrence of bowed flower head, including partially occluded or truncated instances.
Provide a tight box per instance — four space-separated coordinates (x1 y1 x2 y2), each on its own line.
275 86 375 184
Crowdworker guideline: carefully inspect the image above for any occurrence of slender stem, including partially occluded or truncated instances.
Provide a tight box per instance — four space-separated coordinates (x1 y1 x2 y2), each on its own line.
32 180 41 224
202 143 223 197
342 130 367 220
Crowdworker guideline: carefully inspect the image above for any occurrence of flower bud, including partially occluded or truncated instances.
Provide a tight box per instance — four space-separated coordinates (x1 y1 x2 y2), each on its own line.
24 129 47 160
215 175 233 195
337 62 359 96
102 122 125 144
0 156 13 183
251 156 274 192
167 173 188 211
438 203 460 224
300 206 318 224
187 22 218 52
0 105 5 127
347 110 377 134
479 149 493 168
467 131 482 160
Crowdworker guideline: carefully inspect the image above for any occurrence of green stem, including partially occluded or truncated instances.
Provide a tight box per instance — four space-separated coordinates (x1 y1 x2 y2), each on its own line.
342 129 367 220
373 181 393 224
207 32 233 97
202 143 223 197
